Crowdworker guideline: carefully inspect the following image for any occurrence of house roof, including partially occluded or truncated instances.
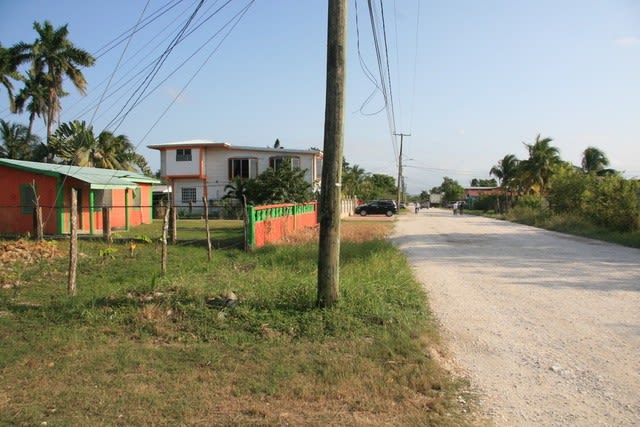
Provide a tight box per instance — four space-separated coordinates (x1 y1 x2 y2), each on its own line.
147 139 323 157
0 158 160 189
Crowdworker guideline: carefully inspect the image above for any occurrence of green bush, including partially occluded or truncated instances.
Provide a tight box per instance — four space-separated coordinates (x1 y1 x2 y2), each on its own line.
471 195 498 212
582 175 640 232
506 204 550 226
547 166 591 214
514 194 545 210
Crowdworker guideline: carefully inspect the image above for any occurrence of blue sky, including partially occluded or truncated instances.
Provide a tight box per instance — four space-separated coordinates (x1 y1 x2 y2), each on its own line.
1 0 639 194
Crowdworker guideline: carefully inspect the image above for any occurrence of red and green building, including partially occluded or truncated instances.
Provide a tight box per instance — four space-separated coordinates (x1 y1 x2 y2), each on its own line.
0 159 159 236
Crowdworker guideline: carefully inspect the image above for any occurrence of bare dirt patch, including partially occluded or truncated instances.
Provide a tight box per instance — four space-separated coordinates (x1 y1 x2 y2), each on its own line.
0 239 62 288
278 221 393 245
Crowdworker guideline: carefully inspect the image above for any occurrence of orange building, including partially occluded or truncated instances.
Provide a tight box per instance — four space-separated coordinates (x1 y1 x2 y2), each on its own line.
0 159 159 236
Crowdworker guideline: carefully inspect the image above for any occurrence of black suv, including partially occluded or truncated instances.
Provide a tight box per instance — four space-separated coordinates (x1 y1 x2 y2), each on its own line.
354 200 398 217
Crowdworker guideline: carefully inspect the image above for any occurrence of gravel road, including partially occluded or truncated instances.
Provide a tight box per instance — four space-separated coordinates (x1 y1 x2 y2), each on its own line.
391 208 640 426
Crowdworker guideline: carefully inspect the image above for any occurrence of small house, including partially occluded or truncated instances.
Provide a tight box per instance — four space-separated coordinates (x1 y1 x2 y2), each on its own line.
0 158 160 236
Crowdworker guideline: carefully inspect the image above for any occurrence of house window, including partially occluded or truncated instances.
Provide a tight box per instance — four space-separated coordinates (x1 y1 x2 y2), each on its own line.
20 184 37 214
176 149 192 162
181 187 197 204
228 158 257 179
132 187 142 210
269 156 300 170
94 190 112 208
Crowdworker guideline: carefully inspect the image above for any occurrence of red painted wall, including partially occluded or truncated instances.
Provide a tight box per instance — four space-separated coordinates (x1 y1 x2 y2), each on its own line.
252 203 318 248
0 165 154 235
0 165 60 235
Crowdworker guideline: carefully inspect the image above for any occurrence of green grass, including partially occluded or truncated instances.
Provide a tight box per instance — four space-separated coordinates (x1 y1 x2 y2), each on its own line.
0 220 478 426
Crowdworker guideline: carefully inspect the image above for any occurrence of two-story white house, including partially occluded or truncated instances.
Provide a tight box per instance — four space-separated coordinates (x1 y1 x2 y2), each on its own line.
147 140 323 209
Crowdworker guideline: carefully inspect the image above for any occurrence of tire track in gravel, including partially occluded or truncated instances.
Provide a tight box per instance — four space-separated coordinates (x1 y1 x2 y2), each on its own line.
391 209 640 426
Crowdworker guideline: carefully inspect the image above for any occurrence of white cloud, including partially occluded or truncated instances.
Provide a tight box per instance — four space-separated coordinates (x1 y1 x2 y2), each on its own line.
614 37 640 47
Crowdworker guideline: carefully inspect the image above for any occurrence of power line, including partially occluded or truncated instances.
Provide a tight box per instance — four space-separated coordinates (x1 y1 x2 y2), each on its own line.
90 0 152 125
105 0 206 132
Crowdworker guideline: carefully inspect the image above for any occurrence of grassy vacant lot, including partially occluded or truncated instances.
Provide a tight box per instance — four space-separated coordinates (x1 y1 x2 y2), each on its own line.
0 220 477 426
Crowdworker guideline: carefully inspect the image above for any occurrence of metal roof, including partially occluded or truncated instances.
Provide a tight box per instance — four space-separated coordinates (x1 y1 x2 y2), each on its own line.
147 140 323 156
0 159 160 189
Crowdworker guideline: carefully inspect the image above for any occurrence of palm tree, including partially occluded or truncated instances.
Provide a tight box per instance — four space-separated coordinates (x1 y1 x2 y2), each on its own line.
519 134 561 195
0 43 25 111
0 119 42 160
581 146 610 174
490 154 520 208
49 121 148 171
27 21 95 158
490 154 519 187
13 69 48 138
224 176 253 208
94 131 136 170
342 163 368 197
48 120 96 165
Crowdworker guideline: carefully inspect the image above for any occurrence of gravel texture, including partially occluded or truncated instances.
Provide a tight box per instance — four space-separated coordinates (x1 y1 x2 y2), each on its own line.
391 208 640 426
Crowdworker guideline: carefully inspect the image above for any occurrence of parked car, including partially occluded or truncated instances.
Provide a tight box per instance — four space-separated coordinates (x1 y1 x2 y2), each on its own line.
355 200 398 217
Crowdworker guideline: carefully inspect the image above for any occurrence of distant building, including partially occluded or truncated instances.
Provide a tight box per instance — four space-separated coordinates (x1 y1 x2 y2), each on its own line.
148 140 323 213
464 186 502 207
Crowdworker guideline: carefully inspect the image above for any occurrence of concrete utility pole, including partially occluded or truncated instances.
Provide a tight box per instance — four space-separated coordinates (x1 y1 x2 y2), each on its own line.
394 133 410 207
317 0 347 308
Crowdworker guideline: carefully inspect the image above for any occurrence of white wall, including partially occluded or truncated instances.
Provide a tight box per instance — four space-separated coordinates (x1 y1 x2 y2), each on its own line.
164 148 201 176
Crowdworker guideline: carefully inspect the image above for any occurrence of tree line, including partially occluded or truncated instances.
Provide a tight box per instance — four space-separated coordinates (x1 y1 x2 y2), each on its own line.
1 21 151 175
427 134 639 232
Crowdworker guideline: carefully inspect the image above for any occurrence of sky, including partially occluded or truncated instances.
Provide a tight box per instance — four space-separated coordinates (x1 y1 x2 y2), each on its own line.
1 0 639 194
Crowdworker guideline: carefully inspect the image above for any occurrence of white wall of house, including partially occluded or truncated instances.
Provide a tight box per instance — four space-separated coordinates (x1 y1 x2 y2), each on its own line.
164 148 201 176
173 179 204 210
200 146 321 200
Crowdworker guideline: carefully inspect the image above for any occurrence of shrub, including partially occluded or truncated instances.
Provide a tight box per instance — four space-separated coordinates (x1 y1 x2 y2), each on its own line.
472 195 498 212
514 194 545 210
547 166 591 214
582 176 640 232
506 204 550 226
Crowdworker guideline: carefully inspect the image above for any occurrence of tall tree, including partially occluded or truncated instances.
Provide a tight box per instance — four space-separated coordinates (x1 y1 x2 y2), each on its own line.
94 130 135 170
48 120 96 166
0 43 26 111
440 176 464 203
0 119 42 160
26 21 95 157
519 134 561 195
49 120 150 173
13 69 48 138
342 163 367 197
581 146 610 174
490 154 519 186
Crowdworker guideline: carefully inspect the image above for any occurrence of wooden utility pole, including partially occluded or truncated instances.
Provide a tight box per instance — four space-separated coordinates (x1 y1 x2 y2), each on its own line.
317 0 347 308
394 133 410 207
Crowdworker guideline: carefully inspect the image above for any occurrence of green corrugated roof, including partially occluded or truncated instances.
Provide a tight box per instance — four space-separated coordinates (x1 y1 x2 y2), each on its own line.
0 158 160 189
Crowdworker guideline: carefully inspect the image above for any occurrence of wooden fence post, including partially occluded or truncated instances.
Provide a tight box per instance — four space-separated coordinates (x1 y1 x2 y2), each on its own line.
203 197 212 261
102 207 111 243
161 204 170 274
169 203 177 244
68 188 78 296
